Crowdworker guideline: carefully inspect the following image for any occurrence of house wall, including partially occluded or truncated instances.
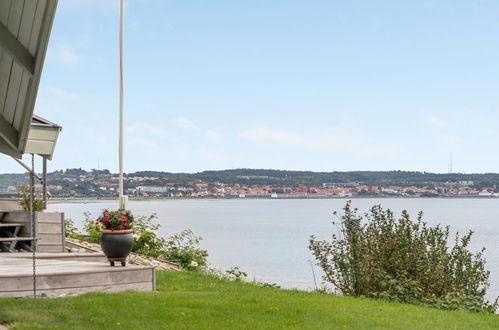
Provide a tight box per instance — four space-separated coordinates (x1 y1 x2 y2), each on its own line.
2 211 65 253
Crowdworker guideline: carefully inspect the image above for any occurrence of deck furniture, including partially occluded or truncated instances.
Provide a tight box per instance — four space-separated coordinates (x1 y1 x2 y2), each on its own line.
0 211 33 252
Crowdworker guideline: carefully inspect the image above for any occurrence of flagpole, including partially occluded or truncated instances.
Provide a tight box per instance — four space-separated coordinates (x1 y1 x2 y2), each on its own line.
119 0 127 210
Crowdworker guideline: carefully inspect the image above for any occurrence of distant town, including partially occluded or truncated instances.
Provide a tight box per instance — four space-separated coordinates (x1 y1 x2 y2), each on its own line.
1 168 499 199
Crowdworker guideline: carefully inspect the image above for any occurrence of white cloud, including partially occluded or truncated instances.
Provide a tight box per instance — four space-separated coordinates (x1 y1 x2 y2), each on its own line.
45 86 80 101
173 117 198 130
238 125 400 159
173 148 231 169
205 130 224 143
426 115 446 128
238 126 353 151
126 123 168 139
196 148 230 166
55 45 80 65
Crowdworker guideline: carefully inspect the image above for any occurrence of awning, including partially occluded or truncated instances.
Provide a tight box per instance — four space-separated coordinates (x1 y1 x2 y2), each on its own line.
0 0 59 159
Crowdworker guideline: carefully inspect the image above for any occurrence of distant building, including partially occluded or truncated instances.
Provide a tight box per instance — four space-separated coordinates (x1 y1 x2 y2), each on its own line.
136 186 168 193
295 185 308 193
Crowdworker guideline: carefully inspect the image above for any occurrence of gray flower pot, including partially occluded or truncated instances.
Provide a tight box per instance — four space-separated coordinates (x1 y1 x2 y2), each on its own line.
100 229 134 266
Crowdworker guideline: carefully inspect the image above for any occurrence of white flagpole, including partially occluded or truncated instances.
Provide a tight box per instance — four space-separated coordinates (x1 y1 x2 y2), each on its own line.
119 0 127 210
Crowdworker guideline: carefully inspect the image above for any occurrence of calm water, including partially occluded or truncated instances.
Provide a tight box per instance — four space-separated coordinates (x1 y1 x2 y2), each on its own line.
48 198 499 298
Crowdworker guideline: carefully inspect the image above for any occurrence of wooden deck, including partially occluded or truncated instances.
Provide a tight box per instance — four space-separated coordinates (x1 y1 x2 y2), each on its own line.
0 255 156 297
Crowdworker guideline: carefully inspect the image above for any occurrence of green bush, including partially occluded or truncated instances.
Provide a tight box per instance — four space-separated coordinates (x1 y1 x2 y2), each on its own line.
131 214 165 258
161 229 208 271
65 213 206 271
82 212 100 243
64 218 82 240
309 201 498 313
18 184 44 211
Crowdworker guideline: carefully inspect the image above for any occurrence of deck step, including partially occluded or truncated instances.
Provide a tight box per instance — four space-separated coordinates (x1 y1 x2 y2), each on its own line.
0 257 156 297
0 237 34 242
5 252 108 263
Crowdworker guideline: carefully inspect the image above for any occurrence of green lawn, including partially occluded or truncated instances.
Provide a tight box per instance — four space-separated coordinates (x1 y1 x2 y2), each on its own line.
1 271 498 329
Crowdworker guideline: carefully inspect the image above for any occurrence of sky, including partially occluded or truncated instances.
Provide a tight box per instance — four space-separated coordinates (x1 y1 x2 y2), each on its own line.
3 0 499 174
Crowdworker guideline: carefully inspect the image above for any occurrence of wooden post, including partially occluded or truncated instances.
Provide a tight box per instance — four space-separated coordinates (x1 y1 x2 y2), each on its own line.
43 157 47 210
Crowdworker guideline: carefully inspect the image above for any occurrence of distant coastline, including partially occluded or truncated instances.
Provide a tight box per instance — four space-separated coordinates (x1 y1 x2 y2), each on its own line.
3 168 499 200
46 194 499 204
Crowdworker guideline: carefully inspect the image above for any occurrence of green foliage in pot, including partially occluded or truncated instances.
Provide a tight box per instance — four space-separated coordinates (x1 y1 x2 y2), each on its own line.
309 201 498 313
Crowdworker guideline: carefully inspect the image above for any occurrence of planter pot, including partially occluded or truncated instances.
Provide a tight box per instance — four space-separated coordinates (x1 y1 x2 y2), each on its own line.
100 229 133 267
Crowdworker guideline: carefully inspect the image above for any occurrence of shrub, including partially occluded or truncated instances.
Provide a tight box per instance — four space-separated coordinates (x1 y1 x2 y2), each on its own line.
162 229 208 270
64 218 82 240
309 201 498 313
18 185 44 211
131 214 165 258
65 212 206 271
82 212 100 243
225 266 248 281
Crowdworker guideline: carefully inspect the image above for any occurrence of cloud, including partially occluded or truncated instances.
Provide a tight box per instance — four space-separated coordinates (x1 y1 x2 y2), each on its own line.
426 115 446 128
173 148 231 169
196 148 230 166
238 126 352 151
45 86 80 101
173 117 198 130
205 130 224 143
238 125 400 159
35 86 82 117
126 123 168 139
54 45 80 65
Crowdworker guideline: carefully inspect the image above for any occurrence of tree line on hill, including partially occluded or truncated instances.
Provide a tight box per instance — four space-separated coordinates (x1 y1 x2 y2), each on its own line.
1 168 499 191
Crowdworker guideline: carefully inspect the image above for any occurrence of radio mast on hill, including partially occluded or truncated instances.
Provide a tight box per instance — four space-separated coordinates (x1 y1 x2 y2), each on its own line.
448 152 453 174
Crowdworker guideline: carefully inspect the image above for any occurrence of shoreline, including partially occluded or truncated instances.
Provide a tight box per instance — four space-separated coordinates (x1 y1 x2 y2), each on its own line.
45 195 499 204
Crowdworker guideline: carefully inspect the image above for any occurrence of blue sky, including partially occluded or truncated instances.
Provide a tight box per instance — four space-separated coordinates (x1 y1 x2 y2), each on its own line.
3 0 499 173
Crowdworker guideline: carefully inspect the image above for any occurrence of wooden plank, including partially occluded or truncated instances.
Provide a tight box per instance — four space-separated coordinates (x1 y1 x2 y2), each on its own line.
17 0 37 47
0 0 23 121
3 61 23 123
13 71 29 130
0 0 11 26
0 223 23 227
38 233 62 244
0 236 33 241
0 112 19 149
37 211 63 223
1 270 153 290
38 222 61 233
27 0 46 55
4 1 37 129
0 17 35 74
37 245 63 253
0 282 153 298
0 51 13 116
0 258 153 277
23 138 53 154
6 0 24 37
27 127 59 140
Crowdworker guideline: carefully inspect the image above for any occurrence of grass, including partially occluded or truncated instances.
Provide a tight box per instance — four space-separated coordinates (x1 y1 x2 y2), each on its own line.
1 271 499 329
